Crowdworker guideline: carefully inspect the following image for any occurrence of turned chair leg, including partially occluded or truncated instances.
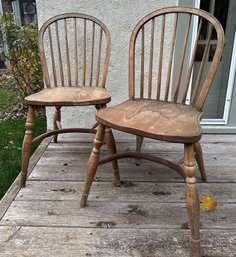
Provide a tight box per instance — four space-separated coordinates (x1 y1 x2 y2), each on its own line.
193 142 207 182
80 124 105 208
53 106 61 143
105 127 121 186
21 105 35 187
184 144 201 257
135 136 144 166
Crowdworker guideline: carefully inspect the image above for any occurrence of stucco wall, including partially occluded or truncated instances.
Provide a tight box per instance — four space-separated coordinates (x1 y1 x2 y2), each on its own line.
36 0 177 128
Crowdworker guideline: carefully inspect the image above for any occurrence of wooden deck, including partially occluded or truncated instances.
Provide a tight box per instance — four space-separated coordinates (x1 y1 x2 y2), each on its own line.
0 132 236 257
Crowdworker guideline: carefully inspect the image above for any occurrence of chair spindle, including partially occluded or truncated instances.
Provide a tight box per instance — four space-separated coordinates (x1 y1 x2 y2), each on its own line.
182 17 203 104
64 19 71 86
174 14 192 103
148 18 155 99
83 19 87 86
96 28 103 87
191 24 213 106
48 26 57 87
156 15 165 100
165 13 178 101
74 18 79 87
55 21 65 87
140 26 145 98
89 22 95 86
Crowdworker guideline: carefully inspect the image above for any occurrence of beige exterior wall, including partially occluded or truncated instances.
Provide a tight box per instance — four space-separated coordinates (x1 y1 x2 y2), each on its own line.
36 0 177 128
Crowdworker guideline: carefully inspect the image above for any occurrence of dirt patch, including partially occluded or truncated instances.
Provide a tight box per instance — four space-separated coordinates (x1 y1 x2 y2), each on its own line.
127 205 148 216
152 191 172 196
51 188 77 193
121 181 136 187
96 221 116 228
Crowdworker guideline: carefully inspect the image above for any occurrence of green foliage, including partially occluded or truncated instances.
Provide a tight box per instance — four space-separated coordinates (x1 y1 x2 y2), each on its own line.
0 12 43 96
0 116 46 199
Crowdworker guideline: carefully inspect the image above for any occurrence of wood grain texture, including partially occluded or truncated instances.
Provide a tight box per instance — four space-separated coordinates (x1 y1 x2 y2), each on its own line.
0 226 235 257
15 181 236 203
28 163 236 183
96 99 203 143
1 199 236 229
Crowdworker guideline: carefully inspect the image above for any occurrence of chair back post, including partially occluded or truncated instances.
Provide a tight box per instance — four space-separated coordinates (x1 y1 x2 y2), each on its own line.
128 7 224 111
38 13 111 89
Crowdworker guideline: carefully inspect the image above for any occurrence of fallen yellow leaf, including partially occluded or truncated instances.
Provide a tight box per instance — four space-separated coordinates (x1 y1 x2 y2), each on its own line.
200 196 217 212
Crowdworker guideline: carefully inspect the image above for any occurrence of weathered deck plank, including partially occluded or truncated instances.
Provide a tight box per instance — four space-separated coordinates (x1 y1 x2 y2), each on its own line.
15 181 236 203
29 162 236 183
0 132 236 256
1 200 235 229
0 226 235 257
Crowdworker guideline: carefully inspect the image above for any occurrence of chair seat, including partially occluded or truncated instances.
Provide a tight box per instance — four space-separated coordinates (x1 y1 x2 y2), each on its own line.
25 86 111 106
96 99 203 143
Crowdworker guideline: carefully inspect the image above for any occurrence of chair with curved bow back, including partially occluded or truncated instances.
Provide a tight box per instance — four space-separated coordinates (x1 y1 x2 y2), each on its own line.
80 7 224 257
21 13 112 187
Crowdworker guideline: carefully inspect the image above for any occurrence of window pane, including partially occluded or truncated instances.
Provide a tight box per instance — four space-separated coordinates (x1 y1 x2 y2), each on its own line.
212 0 229 39
199 0 210 39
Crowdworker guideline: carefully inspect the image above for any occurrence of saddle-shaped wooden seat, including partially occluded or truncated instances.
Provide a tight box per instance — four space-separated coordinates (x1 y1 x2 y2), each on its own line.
97 99 202 143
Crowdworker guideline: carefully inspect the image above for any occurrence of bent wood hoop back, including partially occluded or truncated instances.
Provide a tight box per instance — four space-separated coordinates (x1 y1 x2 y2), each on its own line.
128 7 224 111
38 13 111 89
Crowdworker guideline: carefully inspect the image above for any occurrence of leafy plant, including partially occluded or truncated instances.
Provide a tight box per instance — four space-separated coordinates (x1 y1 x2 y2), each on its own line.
0 12 43 96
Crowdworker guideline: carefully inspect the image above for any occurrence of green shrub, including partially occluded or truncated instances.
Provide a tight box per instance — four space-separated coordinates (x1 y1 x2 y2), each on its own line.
0 13 43 96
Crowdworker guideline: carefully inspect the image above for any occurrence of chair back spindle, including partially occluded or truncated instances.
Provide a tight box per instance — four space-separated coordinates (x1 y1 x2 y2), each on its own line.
140 27 145 99
74 18 79 86
64 19 72 86
165 13 178 102
191 24 213 106
89 22 95 86
173 14 192 103
48 26 57 87
96 28 103 87
182 17 203 104
148 18 155 99
156 15 165 100
55 21 65 87
83 19 87 86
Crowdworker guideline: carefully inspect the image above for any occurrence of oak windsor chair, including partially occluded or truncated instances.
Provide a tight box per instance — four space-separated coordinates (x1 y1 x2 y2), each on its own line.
80 7 224 257
21 13 112 187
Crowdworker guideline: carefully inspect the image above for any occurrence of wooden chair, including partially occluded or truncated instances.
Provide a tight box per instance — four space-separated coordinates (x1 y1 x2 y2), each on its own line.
80 7 224 257
21 13 111 187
